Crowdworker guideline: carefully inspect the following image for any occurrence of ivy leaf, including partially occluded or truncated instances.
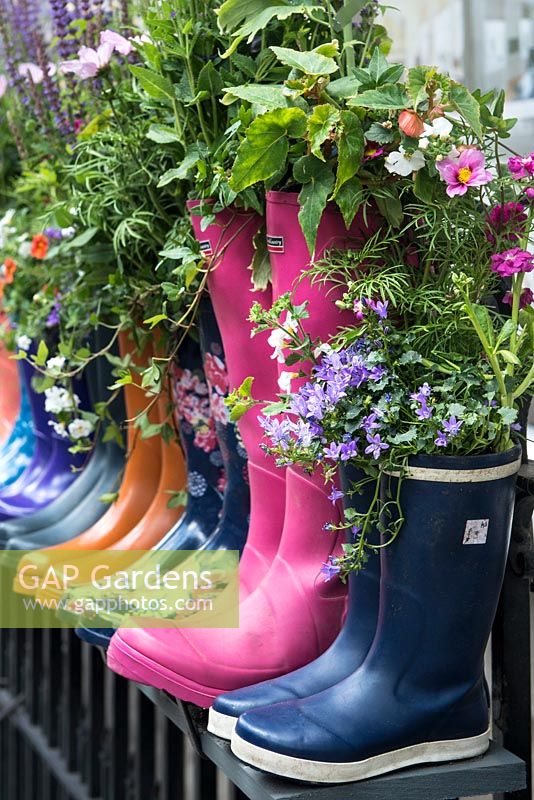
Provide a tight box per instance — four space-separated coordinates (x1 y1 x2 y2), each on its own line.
307 104 340 160
130 66 174 102
230 108 307 192
449 83 483 139
143 313 169 329
222 84 289 110
141 362 161 389
335 177 365 228
334 0 368 28
334 110 364 195
250 226 272 291
390 428 418 444
294 155 335 255
146 125 181 144
348 84 410 110
498 406 518 425
34 340 49 367
365 121 395 144
270 45 339 76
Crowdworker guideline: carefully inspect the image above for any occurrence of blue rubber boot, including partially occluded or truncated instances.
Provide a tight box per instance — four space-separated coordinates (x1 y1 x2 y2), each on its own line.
232 447 521 784
0 366 35 489
0 327 126 547
209 465 379 740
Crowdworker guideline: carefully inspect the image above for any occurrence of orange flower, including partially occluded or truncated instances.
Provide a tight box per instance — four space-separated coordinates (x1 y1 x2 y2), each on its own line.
30 233 49 260
398 110 425 139
3 257 16 283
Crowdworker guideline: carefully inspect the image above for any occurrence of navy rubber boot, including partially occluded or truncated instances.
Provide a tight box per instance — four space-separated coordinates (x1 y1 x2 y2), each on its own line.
232 446 521 783
209 465 379 740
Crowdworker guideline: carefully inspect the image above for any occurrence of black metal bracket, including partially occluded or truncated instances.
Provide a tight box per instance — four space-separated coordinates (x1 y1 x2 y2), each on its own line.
0 692 25 722
171 697 207 759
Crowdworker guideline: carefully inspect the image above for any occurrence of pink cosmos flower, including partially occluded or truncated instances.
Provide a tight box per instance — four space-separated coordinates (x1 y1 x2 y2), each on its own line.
491 248 534 277
508 153 534 179
486 202 527 246
503 288 534 309
100 29 133 56
436 149 493 197
60 42 114 79
0 75 7 98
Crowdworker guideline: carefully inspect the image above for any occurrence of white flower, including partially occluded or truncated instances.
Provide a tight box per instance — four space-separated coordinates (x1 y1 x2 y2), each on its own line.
419 137 430 150
18 241 31 258
61 226 76 239
68 418 94 439
48 420 68 438
385 147 425 176
16 334 31 351
44 386 80 414
267 311 298 363
278 370 298 393
313 343 333 359
422 117 453 141
46 356 66 375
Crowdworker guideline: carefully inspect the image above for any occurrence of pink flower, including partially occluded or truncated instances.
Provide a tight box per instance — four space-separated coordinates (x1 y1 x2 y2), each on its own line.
363 142 385 161
436 149 493 197
525 187 534 202
60 43 114 79
503 288 534 309
0 75 6 98
100 29 133 56
203 352 228 395
491 248 534 277
508 153 534 179
209 392 230 425
486 202 527 246
18 62 44 84
194 423 218 453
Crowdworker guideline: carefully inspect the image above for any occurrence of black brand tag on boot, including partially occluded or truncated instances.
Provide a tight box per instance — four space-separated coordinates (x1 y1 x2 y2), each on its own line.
267 235 284 253
199 240 213 256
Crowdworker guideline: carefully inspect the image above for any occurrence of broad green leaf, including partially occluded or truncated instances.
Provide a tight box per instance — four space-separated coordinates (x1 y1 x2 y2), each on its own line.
376 190 403 228
473 304 495 345
495 318 515 348
307 104 340 160
365 121 396 144
261 400 288 416
146 125 181 144
130 66 174 102
217 0 287 33
157 145 202 187
327 76 362 102
238 376 255 397
251 226 272 291
270 45 339 76
34 340 49 367
449 83 483 139
334 110 364 195
498 349 521 366
334 0 368 29
367 48 390 84
197 60 224 97
348 84 410 110
294 155 335 255
498 406 518 425
407 65 433 108
335 177 365 228
141 362 161 388
159 246 192 260
220 4 322 47
413 168 435 204
221 84 289 110
230 108 308 192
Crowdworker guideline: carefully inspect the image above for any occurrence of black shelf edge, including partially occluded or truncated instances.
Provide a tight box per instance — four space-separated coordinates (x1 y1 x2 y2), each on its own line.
138 685 527 800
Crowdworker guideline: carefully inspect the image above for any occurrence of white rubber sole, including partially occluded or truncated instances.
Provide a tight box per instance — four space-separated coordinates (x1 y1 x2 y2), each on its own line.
231 727 491 784
208 708 237 740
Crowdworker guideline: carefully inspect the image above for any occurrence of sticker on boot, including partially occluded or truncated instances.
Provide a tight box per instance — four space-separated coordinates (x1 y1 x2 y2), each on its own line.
199 240 213 256
463 519 489 545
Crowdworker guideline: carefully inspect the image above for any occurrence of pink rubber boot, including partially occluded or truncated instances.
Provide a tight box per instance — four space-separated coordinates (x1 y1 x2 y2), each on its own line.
106 197 377 705
187 202 287 595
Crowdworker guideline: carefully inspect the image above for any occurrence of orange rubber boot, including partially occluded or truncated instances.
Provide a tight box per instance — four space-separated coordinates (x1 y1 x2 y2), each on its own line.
110 379 186 551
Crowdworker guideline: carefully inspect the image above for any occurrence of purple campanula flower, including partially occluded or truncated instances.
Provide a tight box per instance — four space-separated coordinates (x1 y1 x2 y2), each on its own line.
511 422 522 432
323 442 342 461
369 365 387 382
364 433 389 460
415 401 433 420
44 226 63 240
340 439 359 461
410 383 432 403
351 525 362 537
328 486 344 504
362 412 380 433
259 417 292 450
294 420 313 448
321 557 341 582
434 431 449 447
442 416 463 436
366 298 389 319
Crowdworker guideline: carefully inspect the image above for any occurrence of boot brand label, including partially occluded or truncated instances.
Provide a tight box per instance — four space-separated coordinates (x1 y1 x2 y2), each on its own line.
267 235 285 253
199 240 213 256
463 519 489 545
